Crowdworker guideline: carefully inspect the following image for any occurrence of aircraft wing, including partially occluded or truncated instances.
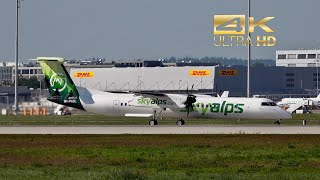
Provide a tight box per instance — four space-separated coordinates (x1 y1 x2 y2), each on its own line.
106 91 167 97
132 92 167 97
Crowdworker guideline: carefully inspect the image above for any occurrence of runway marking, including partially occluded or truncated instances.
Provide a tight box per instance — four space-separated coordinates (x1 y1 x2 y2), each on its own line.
1 126 320 134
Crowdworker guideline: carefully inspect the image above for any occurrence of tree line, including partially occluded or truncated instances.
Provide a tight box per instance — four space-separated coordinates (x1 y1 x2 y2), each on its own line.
163 56 275 66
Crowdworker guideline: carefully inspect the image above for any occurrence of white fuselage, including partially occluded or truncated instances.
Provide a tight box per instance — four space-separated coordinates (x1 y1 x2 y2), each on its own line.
77 87 291 120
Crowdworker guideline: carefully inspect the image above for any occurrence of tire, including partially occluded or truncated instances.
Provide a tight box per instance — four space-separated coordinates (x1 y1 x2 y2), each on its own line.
149 120 157 126
176 120 183 126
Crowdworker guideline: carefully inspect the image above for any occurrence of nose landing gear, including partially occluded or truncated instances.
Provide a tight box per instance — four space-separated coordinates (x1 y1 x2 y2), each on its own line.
274 120 281 125
176 119 185 126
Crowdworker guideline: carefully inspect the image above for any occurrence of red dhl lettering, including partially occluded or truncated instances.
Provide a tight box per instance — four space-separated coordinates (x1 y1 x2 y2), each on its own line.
219 70 238 76
193 71 207 75
189 70 210 76
74 72 94 78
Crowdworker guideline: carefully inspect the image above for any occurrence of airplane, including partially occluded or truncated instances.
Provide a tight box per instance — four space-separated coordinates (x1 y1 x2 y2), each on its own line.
277 94 320 107
36 57 292 125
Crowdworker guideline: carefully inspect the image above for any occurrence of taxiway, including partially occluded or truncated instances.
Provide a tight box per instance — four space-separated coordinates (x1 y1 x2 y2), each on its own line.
0 125 319 134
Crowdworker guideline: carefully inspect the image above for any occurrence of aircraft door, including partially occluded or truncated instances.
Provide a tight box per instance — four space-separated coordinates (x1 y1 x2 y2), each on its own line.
113 100 120 113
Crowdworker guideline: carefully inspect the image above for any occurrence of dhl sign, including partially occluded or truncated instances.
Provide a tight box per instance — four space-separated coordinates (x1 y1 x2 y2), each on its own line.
74 72 94 78
189 70 210 76
219 70 238 76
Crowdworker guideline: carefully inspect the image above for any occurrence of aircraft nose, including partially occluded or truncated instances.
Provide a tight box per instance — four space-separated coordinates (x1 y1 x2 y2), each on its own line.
281 110 292 119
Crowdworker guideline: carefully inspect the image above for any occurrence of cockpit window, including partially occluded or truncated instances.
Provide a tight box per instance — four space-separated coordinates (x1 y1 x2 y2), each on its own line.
269 102 277 106
261 102 277 106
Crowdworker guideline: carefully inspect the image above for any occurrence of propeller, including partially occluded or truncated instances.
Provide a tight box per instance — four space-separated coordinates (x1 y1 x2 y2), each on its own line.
183 85 197 116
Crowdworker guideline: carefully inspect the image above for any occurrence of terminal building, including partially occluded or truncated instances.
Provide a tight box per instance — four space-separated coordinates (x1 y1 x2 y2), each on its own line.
215 66 319 98
0 63 13 86
276 49 320 67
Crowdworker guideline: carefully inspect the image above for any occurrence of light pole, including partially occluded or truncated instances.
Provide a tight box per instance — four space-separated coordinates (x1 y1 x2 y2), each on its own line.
14 0 22 115
247 0 251 98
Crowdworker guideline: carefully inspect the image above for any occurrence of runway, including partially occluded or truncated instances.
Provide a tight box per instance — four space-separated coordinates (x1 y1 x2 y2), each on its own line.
1 125 320 134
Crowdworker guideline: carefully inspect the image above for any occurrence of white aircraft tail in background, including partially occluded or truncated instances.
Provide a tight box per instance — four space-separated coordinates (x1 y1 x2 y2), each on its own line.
217 91 229 98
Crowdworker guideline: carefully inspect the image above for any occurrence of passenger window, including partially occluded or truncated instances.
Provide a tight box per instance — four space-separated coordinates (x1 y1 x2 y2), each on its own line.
125 103 127 106
121 103 123 106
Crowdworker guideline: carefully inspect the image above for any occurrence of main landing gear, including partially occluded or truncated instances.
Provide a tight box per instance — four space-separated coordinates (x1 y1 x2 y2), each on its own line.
148 110 186 126
149 110 161 126
149 118 186 126
149 119 158 125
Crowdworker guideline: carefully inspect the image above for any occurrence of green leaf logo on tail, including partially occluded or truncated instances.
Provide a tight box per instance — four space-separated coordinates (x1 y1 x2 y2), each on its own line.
50 72 67 92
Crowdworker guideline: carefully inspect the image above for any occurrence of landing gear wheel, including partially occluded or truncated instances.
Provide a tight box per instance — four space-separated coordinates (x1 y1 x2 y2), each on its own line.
176 119 185 126
149 120 158 126
274 120 281 125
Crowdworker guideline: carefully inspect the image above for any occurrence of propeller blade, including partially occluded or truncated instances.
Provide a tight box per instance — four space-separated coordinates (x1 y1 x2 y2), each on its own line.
187 106 190 116
184 86 197 116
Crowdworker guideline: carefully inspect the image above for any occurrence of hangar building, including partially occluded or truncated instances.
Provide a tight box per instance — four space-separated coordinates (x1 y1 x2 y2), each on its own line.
69 66 216 93
68 65 320 99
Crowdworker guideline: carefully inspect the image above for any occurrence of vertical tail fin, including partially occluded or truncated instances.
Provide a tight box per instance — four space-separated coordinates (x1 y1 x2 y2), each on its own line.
317 93 320 100
37 57 84 110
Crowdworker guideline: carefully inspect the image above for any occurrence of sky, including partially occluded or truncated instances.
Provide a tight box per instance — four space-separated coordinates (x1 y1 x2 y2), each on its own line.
0 0 319 62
